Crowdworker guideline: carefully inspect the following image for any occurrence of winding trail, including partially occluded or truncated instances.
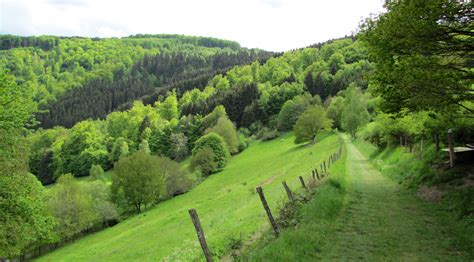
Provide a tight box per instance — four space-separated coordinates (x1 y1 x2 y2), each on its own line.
321 137 462 260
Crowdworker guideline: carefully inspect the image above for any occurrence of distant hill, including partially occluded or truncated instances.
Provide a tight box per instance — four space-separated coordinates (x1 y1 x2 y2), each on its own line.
0 34 274 128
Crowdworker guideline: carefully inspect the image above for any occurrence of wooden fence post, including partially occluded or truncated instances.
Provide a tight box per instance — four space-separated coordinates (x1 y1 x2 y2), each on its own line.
188 209 213 262
282 181 294 201
315 168 320 180
448 129 455 168
299 176 307 190
323 161 327 173
256 186 279 236
312 170 315 179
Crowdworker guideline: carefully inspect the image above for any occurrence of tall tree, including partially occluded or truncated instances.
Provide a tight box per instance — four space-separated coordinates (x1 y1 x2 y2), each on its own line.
0 71 56 258
342 85 369 138
361 0 473 114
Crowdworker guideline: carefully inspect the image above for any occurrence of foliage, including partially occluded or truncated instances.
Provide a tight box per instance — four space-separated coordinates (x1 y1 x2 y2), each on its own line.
360 0 473 114
111 151 166 212
0 173 56 258
190 146 218 176
48 174 97 240
276 94 318 131
326 96 344 129
157 91 179 121
257 127 280 142
192 133 230 170
138 139 151 155
169 133 188 161
205 116 240 154
89 164 105 181
293 105 332 144
158 157 193 197
341 84 369 138
0 71 35 175
0 69 56 258
58 120 108 177
83 180 119 226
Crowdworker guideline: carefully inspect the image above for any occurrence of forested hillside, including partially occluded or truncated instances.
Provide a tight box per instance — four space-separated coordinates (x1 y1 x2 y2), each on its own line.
1 36 374 259
1 1 472 260
0 34 273 128
27 37 371 185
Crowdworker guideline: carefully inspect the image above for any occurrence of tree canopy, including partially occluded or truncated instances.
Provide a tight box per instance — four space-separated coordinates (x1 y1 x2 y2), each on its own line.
361 0 473 114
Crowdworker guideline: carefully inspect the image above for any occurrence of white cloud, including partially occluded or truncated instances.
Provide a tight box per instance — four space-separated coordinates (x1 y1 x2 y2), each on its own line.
0 0 385 51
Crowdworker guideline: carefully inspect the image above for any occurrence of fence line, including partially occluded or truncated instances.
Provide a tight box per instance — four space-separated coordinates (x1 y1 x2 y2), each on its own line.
188 139 345 260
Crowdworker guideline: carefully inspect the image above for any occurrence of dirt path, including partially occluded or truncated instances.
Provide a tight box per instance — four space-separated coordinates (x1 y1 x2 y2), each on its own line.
321 137 463 260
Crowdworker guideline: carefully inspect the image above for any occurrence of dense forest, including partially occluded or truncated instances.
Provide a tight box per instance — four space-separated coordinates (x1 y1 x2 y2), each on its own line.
0 34 273 128
1 0 473 260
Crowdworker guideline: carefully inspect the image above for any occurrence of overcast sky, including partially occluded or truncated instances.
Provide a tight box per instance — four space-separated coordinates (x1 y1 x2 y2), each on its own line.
0 0 385 51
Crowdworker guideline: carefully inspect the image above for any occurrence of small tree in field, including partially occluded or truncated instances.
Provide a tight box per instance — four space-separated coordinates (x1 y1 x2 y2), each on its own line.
112 151 166 213
293 105 332 144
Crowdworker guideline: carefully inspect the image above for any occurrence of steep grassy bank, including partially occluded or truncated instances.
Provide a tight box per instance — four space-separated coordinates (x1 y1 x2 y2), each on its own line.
36 132 341 261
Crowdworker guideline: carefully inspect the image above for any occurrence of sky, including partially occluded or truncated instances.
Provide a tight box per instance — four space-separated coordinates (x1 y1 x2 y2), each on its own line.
0 0 385 52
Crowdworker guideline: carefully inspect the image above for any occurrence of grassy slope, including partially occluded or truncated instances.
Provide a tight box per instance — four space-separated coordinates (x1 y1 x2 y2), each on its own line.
247 136 470 260
37 132 341 261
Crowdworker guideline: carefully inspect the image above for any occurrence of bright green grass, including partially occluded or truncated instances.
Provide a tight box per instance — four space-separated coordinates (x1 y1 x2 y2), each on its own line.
37 132 341 261
247 136 469 260
244 138 349 260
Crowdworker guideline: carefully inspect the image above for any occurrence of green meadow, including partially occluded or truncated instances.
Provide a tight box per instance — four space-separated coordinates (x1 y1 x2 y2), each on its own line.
37 132 341 261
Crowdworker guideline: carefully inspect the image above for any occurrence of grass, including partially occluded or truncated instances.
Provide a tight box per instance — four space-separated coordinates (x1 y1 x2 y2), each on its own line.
243 140 348 260
353 138 474 259
245 135 471 260
36 132 341 261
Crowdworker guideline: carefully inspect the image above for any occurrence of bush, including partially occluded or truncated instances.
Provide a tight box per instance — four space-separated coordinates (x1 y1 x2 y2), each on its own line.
190 146 218 176
192 133 230 169
48 174 97 240
238 133 250 152
157 157 193 196
257 127 280 141
89 164 105 181
206 116 239 154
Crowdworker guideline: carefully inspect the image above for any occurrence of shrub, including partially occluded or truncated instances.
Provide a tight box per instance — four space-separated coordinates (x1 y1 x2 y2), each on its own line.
190 146 218 176
238 133 250 152
48 174 97 240
89 164 105 181
257 127 280 141
206 116 239 154
157 157 193 196
193 133 230 169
